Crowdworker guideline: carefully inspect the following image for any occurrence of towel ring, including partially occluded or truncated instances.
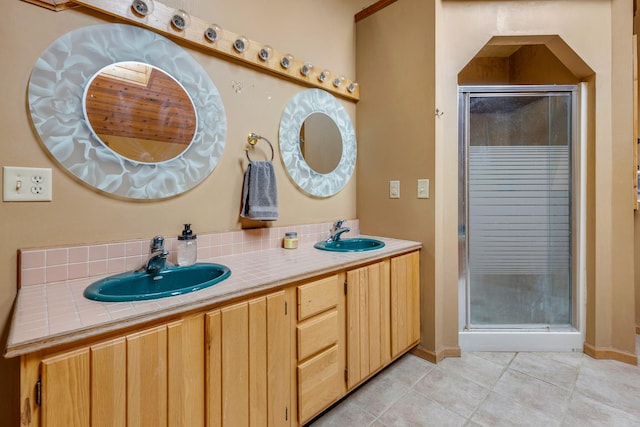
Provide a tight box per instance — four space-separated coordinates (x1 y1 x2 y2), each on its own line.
246 132 274 162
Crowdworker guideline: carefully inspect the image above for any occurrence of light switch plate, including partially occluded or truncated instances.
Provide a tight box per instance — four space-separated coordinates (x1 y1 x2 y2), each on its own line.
417 179 429 199
3 166 52 202
389 180 400 199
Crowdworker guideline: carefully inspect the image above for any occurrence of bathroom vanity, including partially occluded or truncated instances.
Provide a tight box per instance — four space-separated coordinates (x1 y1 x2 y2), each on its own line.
8 237 420 426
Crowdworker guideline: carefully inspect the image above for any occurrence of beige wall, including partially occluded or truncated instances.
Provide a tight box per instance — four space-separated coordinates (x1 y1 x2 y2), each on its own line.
358 0 636 361
438 0 635 357
356 0 440 355
0 0 369 422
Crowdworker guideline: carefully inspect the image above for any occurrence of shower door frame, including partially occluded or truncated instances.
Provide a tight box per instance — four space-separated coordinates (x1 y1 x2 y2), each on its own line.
457 84 586 352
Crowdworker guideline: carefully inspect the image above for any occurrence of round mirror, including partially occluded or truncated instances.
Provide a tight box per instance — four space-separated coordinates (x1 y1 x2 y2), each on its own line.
299 113 342 174
279 89 356 198
84 62 197 164
28 24 226 200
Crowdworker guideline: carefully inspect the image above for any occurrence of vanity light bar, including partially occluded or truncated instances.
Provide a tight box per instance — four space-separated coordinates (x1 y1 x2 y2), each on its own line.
70 0 360 101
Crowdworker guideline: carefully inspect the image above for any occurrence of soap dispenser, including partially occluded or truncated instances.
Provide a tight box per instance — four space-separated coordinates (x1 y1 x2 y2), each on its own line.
177 224 197 266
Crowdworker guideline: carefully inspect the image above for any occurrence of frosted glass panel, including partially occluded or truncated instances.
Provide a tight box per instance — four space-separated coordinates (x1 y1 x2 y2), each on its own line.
466 94 572 327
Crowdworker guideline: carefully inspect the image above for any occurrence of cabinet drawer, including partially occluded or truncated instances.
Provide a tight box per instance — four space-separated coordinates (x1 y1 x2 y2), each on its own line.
297 309 338 361
297 345 341 424
298 276 338 320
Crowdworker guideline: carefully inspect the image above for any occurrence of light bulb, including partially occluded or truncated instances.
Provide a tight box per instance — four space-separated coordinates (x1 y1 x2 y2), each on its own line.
332 76 346 88
318 69 331 83
234 36 248 53
204 24 222 43
258 45 273 61
170 9 190 31
300 63 314 77
131 0 154 16
280 54 294 69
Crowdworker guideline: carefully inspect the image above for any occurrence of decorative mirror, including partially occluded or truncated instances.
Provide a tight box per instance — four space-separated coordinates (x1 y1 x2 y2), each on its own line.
279 89 356 197
28 24 226 200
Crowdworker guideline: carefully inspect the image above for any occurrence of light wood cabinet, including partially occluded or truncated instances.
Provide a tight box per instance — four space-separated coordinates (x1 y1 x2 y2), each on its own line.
390 251 421 358
21 291 290 427
296 274 345 425
90 338 126 427
346 260 392 389
127 325 168 426
40 348 90 427
206 290 292 427
19 249 420 427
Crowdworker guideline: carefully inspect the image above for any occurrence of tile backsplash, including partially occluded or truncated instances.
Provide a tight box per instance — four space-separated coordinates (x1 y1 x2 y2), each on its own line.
18 220 359 288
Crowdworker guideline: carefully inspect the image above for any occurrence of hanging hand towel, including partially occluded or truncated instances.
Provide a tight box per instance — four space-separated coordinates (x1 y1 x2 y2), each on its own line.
240 160 278 221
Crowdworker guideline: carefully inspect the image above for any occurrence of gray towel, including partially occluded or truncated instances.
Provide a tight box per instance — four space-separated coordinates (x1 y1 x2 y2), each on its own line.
241 160 278 221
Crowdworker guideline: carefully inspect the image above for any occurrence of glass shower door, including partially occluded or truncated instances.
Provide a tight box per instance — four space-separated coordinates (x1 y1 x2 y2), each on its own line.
461 88 574 329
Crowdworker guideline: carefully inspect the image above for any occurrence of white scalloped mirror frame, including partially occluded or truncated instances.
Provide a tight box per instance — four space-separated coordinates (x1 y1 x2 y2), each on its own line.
28 24 227 200
279 89 356 198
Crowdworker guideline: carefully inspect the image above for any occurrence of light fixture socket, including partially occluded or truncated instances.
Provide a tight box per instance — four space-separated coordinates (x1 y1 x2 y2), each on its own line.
280 54 294 69
347 82 359 93
234 36 248 53
204 24 222 43
170 9 190 31
318 69 331 83
300 63 314 77
258 45 273 61
131 0 154 16
332 76 346 88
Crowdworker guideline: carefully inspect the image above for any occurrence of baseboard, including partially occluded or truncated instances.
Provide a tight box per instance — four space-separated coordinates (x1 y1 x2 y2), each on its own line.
583 342 638 365
636 324 640 334
410 345 461 364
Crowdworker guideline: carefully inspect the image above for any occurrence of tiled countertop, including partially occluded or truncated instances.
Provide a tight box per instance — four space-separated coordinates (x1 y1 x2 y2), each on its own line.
5 236 420 358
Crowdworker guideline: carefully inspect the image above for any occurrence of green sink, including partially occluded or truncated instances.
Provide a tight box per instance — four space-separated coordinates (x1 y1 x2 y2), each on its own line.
314 238 385 252
83 263 231 302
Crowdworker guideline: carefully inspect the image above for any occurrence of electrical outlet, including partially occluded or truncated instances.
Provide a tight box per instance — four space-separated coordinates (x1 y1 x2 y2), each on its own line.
389 180 400 199
417 179 430 199
3 166 52 202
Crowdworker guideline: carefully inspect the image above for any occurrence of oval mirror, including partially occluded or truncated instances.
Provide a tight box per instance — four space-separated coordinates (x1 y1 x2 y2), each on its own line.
299 112 342 174
279 89 356 198
84 61 197 164
28 24 227 200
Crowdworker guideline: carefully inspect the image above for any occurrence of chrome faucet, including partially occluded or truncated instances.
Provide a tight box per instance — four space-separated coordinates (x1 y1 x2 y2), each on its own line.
139 236 169 274
326 219 351 242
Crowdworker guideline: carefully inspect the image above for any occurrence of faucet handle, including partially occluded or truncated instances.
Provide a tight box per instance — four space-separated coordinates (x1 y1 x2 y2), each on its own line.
333 219 344 228
150 235 165 250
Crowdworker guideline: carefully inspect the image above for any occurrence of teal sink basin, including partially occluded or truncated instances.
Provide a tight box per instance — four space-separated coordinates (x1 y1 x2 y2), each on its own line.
314 238 385 252
83 262 231 302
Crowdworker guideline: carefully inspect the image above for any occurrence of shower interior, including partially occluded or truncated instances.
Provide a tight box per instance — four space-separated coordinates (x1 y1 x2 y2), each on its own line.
458 85 583 350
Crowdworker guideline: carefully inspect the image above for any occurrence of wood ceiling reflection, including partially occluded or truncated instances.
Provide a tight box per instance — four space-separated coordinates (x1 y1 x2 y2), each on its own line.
85 68 196 144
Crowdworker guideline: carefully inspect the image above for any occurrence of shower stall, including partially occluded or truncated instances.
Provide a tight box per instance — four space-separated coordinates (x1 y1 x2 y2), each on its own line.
458 85 585 351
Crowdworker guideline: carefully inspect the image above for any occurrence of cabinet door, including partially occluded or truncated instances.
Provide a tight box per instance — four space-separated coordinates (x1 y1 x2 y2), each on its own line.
127 325 168 427
206 290 291 427
346 260 391 389
167 314 205 427
91 338 126 427
391 251 421 357
41 348 90 427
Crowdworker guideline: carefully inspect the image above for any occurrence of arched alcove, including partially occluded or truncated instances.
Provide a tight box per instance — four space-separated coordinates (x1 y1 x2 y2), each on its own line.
459 35 594 84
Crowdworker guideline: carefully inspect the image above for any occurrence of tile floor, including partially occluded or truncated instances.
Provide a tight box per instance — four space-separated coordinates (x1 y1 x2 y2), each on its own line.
309 337 640 426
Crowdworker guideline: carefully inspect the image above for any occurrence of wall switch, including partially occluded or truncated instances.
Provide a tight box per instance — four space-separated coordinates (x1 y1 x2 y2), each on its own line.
417 179 430 199
389 180 400 199
3 166 52 202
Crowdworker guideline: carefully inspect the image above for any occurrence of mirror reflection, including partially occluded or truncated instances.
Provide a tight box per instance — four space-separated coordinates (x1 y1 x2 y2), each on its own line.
299 113 342 174
83 61 197 164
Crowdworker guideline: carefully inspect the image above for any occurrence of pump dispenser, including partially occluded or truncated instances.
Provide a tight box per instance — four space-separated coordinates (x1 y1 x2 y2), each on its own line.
177 224 197 266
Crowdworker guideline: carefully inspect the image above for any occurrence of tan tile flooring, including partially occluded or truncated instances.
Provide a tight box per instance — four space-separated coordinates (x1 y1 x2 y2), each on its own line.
309 337 640 426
